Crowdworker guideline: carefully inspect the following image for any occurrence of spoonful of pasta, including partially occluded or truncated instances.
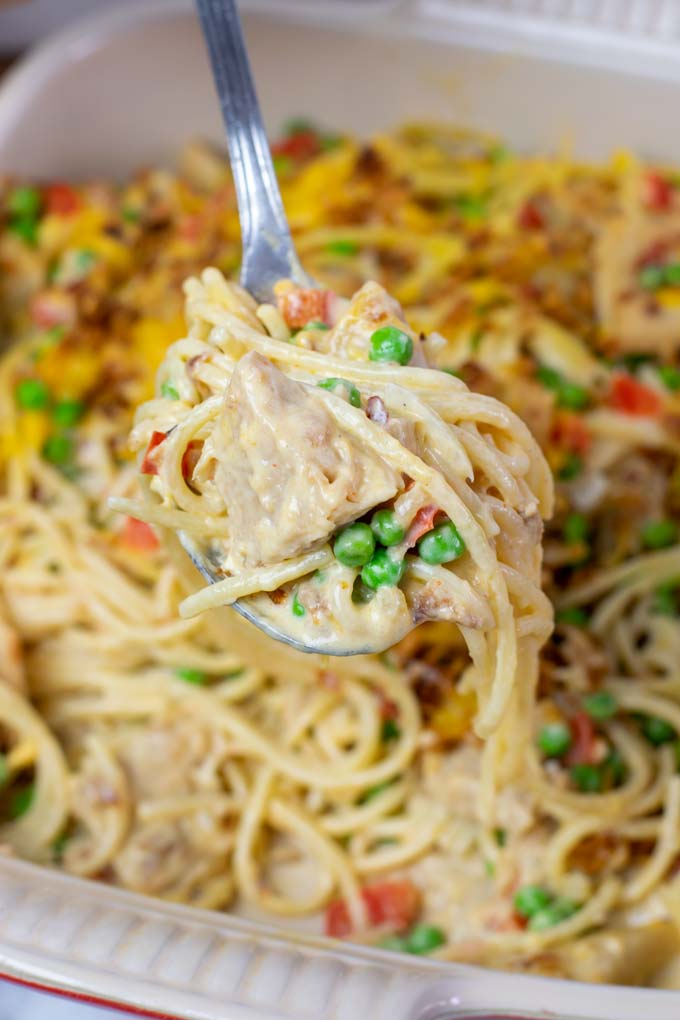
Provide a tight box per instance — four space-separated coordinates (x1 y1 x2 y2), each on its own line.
112 0 554 685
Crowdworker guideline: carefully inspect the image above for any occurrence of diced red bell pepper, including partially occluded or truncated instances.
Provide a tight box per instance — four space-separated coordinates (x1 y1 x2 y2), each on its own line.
567 711 597 766
277 287 330 329
44 183 80 216
642 170 673 212
30 289 76 330
325 879 421 938
551 412 591 455
181 439 203 483
140 431 167 475
405 504 439 547
517 199 544 231
609 374 662 417
178 214 202 242
271 130 320 162
377 691 399 721
120 516 159 552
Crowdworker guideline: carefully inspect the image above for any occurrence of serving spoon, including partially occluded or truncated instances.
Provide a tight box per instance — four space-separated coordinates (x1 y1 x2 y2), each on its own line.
189 0 368 656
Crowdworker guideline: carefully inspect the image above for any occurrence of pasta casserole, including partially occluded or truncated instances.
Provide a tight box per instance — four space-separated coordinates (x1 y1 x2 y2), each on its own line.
2 121 680 984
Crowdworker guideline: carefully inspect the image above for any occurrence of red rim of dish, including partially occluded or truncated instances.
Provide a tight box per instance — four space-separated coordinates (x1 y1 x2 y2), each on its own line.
0 971 182 1019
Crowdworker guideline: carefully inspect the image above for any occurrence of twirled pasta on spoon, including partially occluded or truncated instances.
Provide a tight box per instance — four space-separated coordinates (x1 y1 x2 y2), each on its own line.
113 269 553 738
112 0 553 744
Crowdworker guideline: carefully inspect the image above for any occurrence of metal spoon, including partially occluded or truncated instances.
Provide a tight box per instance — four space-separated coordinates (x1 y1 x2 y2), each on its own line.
190 0 369 655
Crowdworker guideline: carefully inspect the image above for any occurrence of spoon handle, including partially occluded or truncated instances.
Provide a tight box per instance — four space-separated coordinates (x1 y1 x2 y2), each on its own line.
195 0 311 301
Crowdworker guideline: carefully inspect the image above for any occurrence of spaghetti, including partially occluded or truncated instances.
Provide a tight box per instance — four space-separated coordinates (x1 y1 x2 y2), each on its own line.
1 121 680 985
122 270 552 746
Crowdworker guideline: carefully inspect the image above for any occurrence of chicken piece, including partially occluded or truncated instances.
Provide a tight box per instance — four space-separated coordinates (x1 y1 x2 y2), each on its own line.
118 718 217 801
329 280 422 363
211 352 402 570
514 921 679 986
408 577 494 630
594 210 680 354
285 280 423 364
113 821 193 895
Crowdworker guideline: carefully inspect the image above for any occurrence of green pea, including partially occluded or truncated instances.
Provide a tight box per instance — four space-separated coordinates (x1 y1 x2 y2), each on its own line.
381 718 400 742
361 547 405 589
272 154 293 176
292 593 306 618
369 326 413 365
494 827 507 847
536 366 562 390
326 239 359 256
333 523 375 568
378 934 408 952
602 748 626 786
528 898 577 931
563 513 589 545
555 606 588 627
536 366 588 409
15 377 50 410
570 763 603 793
514 885 552 919
303 320 330 331
318 377 361 407
370 509 405 547
618 352 654 373
176 667 207 685
664 263 680 286
121 206 140 223
652 582 679 616
558 382 588 410
42 433 75 466
641 714 676 746
406 923 446 954
582 691 617 720
9 217 38 246
9 784 34 820
359 780 393 804
639 264 665 290
161 380 180 400
417 521 466 565
537 722 572 758
557 453 583 481
8 186 41 219
454 195 487 222
641 519 677 550
52 831 69 861
52 398 84 427
659 365 680 391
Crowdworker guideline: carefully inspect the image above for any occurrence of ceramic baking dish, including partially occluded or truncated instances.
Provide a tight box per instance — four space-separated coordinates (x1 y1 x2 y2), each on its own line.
1 2 680 1017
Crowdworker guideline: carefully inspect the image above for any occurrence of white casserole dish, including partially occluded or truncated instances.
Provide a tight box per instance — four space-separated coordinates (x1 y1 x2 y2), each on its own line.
1 2 680 1017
